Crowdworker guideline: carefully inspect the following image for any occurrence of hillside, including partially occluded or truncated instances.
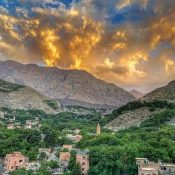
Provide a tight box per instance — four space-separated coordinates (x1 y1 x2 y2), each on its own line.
130 89 144 99
143 80 175 101
105 100 170 131
0 60 135 109
106 107 163 131
0 79 60 113
106 80 175 131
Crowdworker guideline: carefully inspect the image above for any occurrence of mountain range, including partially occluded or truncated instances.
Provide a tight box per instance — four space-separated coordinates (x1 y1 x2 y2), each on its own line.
0 60 135 109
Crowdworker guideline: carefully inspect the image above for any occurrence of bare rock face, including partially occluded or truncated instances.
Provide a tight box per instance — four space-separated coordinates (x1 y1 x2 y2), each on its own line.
130 89 144 99
0 60 136 109
143 80 175 101
0 79 60 113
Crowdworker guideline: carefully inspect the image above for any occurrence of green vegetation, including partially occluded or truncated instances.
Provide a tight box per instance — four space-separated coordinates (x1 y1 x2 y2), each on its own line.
0 127 41 160
2 100 175 175
103 100 173 124
0 107 102 161
43 100 59 110
0 80 24 92
77 126 175 175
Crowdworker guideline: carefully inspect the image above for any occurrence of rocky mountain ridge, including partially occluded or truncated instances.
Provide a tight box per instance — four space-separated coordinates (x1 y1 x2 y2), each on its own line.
0 60 136 109
143 80 175 101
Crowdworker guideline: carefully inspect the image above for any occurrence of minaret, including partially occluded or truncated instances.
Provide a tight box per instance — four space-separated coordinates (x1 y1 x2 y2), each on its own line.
96 123 101 135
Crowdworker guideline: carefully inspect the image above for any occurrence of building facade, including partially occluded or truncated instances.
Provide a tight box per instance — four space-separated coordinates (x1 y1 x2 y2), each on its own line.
76 151 89 175
96 123 101 135
59 152 71 162
5 152 29 172
136 158 175 175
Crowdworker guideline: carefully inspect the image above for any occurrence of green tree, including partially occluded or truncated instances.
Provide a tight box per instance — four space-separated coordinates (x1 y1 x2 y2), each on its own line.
72 163 81 175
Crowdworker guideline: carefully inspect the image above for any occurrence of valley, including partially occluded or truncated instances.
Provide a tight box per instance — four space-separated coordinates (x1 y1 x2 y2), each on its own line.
0 79 175 175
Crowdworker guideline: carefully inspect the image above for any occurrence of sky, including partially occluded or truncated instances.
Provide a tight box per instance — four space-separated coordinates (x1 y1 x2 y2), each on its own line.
0 0 175 93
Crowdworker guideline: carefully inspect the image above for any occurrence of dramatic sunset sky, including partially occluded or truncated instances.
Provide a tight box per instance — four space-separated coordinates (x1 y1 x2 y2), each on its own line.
0 0 175 92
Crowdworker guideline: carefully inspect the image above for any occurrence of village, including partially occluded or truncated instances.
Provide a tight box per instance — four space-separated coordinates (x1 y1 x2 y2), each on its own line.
1 114 175 175
0 115 175 175
0 115 102 175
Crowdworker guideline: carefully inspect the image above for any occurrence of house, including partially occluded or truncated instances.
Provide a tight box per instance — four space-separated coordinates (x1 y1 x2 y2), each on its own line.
63 145 73 151
66 134 82 142
59 152 71 162
25 120 40 130
74 129 81 134
76 151 89 175
136 158 175 175
7 123 15 129
159 163 175 175
39 148 52 155
59 160 69 174
5 152 29 172
26 162 41 171
136 158 158 175
139 167 159 175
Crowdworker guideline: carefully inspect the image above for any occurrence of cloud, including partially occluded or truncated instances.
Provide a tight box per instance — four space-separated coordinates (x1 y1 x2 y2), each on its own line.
0 0 175 92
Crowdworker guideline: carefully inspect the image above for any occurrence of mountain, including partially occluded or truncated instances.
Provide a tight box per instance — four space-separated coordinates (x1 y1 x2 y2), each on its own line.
0 60 136 109
0 79 60 113
106 107 161 131
143 80 175 101
106 80 175 131
130 89 144 99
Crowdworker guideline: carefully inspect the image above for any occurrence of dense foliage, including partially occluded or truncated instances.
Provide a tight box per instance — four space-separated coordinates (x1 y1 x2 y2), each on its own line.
2 100 175 175
0 127 41 160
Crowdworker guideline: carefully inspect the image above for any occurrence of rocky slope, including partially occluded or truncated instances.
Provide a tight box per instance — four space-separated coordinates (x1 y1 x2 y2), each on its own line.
0 60 135 109
107 80 175 131
143 80 175 101
130 89 144 99
106 107 163 131
0 79 60 113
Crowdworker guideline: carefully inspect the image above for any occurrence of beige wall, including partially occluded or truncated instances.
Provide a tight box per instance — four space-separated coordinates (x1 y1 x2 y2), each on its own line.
59 152 71 161
5 152 28 172
76 154 89 175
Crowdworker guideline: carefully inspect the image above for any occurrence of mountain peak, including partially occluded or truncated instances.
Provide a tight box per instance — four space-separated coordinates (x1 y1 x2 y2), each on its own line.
130 89 144 99
0 60 136 109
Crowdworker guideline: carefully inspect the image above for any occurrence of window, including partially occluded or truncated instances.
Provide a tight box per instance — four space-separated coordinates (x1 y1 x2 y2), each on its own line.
161 166 167 170
19 160 23 162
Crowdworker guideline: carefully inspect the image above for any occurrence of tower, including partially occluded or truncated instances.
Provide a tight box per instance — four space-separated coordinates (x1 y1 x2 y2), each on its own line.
96 123 101 135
